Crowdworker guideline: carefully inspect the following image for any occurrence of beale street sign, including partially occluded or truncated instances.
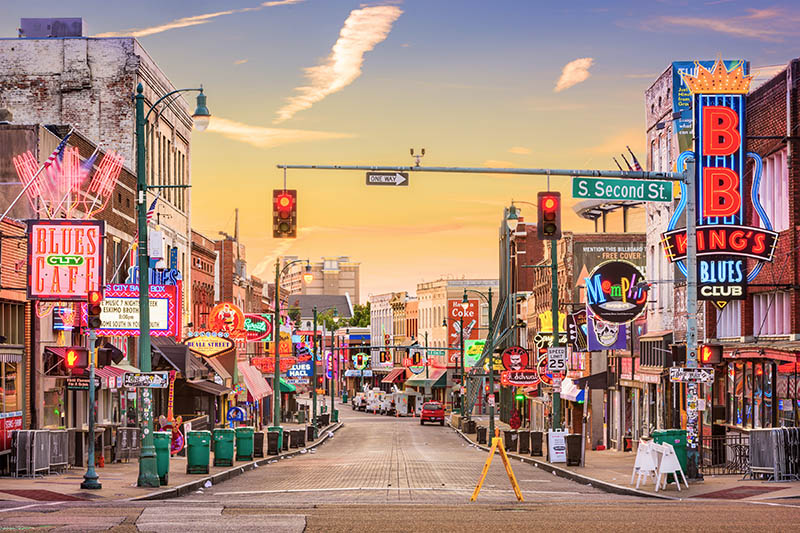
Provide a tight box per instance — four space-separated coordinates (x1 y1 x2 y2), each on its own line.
661 59 778 310
572 177 672 202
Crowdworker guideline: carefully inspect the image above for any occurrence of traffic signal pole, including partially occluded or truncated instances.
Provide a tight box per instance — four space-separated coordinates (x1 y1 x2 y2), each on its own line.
550 238 561 431
81 329 101 489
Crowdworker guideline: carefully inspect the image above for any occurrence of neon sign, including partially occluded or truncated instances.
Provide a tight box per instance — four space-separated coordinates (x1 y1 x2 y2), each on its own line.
79 283 181 337
584 260 648 324
663 59 776 310
209 302 245 339
244 314 272 342
27 220 104 301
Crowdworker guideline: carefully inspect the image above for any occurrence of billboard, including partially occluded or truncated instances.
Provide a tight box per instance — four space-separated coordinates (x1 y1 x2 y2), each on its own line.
447 298 479 348
79 283 180 337
27 220 104 300
573 241 645 304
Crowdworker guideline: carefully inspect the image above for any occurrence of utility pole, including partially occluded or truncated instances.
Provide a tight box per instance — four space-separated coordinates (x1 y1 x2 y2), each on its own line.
486 288 495 440
81 330 101 490
684 159 699 478
551 239 561 430
459 315 464 416
271 260 283 449
311 307 319 440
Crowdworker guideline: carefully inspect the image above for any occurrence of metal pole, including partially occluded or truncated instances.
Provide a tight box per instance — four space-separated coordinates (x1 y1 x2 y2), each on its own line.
424 331 429 401
551 239 561 430
684 159 700 479
488 287 495 441
270 260 283 449
312 306 318 440
330 329 336 422
81 330 101 489
459 315 464 417
135 83 159 488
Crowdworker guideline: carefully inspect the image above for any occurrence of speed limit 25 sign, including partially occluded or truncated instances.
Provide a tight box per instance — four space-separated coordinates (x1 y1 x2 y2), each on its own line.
546 347 567 373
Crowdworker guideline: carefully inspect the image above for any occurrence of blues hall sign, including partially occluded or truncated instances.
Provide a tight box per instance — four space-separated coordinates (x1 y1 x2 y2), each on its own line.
662 59 778 310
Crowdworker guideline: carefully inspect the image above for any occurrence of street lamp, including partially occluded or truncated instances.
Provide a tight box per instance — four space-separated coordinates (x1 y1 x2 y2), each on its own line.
443 315 465 416
463 287 494 439
271 258 312 449
506 205 519 231
135 83 210 488
330 310 340 422
311 305 338 439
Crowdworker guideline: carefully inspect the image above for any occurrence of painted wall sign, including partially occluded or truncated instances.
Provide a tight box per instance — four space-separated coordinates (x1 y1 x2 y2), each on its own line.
27 220 104 300
501 346 529 371
584 260 648 324
447 299 479 348
185 334 234 357
663 58 774 310
244 313 272 342
79 283 180 337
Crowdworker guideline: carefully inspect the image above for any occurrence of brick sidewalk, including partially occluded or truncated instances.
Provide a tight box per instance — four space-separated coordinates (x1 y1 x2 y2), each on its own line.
0 419 341 504
459 416 800 501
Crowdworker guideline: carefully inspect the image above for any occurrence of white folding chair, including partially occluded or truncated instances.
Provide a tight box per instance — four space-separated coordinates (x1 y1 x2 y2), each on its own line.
653 442 689 492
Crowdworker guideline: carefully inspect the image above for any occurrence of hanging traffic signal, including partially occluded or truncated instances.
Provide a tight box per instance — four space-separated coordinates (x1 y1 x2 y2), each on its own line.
699 344 722 365
63 347 89 373
87 290 103 329
273 189 297 238
537 191 562 240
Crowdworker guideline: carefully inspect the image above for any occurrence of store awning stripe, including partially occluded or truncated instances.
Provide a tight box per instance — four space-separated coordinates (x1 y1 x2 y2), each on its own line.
237 362 272 400
405 368 446 388
94 366 127 380
381 368 406 384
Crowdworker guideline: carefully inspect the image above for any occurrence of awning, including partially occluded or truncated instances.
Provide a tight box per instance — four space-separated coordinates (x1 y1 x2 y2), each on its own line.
152 337 191 374
44 346 66 359
405 368 447 388
639 330 673 341
0 346 23 363
95 365 127 388
205 356 232 386
560 377 585 403
345 369 361 377
574 371 608 390
186 379 231 396
381 368 406 384
279 378 296 393
237 362 272 401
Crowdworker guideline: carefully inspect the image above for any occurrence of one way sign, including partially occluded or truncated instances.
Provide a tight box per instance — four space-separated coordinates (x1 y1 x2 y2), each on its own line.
366 172 409 186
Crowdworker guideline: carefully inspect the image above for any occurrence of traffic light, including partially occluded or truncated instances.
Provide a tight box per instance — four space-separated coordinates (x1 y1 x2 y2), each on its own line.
537 191 562 240
699 344 722 365
272 189 297 238
63 347 89 373
87 290 103 329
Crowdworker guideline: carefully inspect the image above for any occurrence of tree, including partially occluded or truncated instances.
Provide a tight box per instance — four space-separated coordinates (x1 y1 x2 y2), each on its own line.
287 306 301 327
349 302 370 327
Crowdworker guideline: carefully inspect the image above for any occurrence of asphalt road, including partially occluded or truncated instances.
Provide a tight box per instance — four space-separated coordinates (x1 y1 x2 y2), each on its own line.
1 406 799 532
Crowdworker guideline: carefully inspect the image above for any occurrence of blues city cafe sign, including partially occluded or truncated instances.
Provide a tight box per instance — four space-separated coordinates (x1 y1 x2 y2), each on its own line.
584 260 648 325
662 59 778 310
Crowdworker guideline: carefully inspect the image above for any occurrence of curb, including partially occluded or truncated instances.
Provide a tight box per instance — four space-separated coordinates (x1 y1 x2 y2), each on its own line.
449 422 675 501
131 422 344 501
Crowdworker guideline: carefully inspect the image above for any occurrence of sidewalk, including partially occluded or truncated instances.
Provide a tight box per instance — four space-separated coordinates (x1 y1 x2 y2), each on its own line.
0 419 342 504
458 416 800 501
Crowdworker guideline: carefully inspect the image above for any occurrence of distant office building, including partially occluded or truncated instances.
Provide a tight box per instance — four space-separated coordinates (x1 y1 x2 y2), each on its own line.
282 256 360 303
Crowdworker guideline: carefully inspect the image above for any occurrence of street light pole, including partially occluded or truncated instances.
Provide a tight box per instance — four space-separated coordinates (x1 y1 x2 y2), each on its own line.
330 328 336 422
272 261 283 449
550 238 561 431
459 315 464 416
81 330 101 489
486 288 495 439
312 306 318 440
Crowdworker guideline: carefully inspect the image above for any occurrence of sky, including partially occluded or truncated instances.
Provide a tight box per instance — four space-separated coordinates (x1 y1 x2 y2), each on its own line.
3 1 800 303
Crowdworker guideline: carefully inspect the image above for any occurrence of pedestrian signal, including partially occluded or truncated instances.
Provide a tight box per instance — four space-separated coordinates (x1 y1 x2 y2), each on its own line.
537 191 562 240
273 189 297 238
699 344 722 365
64 347 89 372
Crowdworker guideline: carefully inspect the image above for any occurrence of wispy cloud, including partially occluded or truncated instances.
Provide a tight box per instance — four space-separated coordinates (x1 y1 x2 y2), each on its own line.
587 128 644 157
624 72 658 79
207 117 354 149
95 0 304 38
274 5 403 123
508 147 530 155
233 59 249 65
654 7 798 42
554 57 594 92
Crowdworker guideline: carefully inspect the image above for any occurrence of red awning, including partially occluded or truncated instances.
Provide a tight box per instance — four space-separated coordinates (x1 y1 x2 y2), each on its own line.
381 367 406 384
94 366 127 380
237 362 272 401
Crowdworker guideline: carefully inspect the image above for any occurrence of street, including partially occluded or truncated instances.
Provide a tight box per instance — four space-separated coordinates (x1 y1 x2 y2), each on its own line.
1 408 800 531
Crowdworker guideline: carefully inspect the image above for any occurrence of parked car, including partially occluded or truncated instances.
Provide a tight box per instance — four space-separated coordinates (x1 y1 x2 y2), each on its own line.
420 401 445 426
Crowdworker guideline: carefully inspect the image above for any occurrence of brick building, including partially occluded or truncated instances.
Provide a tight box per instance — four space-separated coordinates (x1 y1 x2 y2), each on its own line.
191 230 217 330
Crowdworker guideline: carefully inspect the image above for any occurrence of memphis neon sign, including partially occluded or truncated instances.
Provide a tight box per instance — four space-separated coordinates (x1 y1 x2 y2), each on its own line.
585 260 648 325
662 59 778 309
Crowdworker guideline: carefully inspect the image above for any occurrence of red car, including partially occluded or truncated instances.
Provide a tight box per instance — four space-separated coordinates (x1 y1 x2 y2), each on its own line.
420 401 445 425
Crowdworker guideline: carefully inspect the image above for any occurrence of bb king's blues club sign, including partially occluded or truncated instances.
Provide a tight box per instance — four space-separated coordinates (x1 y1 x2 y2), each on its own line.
661 59 779 310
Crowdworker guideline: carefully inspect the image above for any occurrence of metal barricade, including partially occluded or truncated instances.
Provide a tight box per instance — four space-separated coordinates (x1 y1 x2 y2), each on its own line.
11 430 30 477
114 427 141 462
31 430 50 476
48 430 68 473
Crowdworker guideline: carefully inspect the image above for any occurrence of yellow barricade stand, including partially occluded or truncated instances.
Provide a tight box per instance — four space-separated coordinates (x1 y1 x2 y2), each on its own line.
470 429 524 502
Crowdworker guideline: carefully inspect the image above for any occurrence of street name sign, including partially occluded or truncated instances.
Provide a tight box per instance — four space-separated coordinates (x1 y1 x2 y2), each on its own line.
669 367 714 383
546 347 567 373
365 172 408 186
572 177 672 202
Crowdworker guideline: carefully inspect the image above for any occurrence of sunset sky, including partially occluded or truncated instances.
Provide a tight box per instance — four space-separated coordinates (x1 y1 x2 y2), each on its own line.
4 1 799 302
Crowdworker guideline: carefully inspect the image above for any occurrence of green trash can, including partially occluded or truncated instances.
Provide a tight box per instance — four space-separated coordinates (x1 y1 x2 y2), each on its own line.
235 427 254 461
296 410 306 424
186 430 211 474
652 429 688 480
153 431 171 485
213 428 235 467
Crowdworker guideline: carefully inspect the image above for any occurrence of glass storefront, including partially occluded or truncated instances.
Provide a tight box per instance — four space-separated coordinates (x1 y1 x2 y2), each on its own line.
1 360 20 413
725 360 792 429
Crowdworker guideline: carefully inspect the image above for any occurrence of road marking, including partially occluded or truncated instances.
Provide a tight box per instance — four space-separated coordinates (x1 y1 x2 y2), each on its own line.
214 487 581 496
0 501 63 513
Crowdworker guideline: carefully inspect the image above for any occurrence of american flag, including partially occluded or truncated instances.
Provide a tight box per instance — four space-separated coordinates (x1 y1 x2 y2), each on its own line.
146 192 160 224
44 131 73 173
627 146 643 171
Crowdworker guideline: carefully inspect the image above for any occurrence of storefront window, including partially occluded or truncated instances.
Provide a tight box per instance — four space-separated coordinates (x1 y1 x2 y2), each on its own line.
754 363 763 428
763 363 774 428
735 362 744 426
744 363 753 427
727 363 735 425
777 363 797 427
1 361 20 412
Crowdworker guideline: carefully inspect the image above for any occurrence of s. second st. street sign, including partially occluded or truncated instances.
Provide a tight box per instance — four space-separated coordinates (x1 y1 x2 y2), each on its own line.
572 177 672 202
365 172 409 186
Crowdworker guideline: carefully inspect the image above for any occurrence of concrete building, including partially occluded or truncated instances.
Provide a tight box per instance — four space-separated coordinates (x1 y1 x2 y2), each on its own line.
390 291 409 351
282 256 360 304
405 299 418 342
369 292 395 361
